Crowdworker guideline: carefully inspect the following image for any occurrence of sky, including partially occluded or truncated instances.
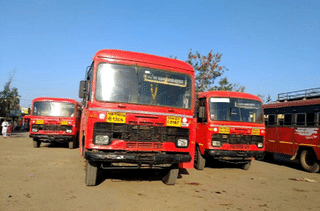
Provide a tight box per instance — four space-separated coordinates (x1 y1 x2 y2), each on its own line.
1 0 319 108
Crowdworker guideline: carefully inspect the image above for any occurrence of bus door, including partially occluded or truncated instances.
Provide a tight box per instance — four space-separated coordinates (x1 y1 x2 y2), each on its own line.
265 114 277 153
276 114 295 156
196 98 208 150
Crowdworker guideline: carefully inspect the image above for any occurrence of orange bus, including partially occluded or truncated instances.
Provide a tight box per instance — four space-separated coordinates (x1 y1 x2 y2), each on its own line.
29 97 81 149
195 91 265 170
78 49 196 186
263 88 320 172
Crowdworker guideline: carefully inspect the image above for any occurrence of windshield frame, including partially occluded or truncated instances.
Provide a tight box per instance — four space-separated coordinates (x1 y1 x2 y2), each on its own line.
94 63 193 110
209 97 263 123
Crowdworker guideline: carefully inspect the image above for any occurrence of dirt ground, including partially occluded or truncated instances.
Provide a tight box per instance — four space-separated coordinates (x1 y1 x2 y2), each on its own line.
1 132 320 211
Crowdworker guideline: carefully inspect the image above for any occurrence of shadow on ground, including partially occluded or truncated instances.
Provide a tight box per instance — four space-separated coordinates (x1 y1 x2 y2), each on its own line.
96 168 190 185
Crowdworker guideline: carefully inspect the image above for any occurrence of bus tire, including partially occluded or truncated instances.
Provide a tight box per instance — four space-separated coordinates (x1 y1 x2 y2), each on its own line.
194 146 206 170
68 141 74 149
241 161 251 170
33 139 41 148
85 160 98 186
162 164 179 185
300 149 320 173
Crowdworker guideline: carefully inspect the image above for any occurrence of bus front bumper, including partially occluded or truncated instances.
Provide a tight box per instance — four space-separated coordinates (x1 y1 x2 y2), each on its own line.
205 149 265 160
29 134 74 142
85 151 191 165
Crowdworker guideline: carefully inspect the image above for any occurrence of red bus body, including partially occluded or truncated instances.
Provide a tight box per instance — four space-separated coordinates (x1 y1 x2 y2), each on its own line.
195 91 265 170
79 49 196 186
29 97 81 149
263 88 320 172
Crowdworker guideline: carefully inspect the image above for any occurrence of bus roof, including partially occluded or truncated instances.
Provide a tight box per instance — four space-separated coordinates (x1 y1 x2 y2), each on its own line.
198 91 262 102
263 98 320 109
32 97 79 105
93 49 194 72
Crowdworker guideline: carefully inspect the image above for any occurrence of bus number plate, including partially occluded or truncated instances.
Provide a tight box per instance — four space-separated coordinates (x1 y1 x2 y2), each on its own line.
251 129 260 135
36 120 44 124
107 112 126 123
60 120 68 125
219 127 230 134
166 116 181 127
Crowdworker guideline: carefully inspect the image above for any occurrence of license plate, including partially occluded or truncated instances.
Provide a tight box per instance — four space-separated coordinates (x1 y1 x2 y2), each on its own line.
36 119 44 124
219 127 230 134
251 128 260 135
60 120 68 125
230 144 250 150
166 116 181 127
107 112 126 123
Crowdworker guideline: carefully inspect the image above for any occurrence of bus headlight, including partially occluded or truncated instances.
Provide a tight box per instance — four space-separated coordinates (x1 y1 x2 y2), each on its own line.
257 143 263 148
95 135 110 145
66 129 72 133
212 141 221 147
32 128 38 132
177 139 188 147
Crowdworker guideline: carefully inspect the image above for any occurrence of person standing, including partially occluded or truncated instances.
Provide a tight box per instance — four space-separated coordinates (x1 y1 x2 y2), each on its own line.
7 121 13 137
1 119 9 138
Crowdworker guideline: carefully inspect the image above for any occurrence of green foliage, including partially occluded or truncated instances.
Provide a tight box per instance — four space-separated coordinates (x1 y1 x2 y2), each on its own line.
186 49 245 93
0 72 20 117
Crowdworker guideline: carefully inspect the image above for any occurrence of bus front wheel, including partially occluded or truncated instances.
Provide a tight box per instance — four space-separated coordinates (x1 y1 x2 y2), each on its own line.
240 161 251 170
85 160 98 186
68 140 75 149
300 149 320 173
162 164 179 185
194 146 206 170
33 139 41 148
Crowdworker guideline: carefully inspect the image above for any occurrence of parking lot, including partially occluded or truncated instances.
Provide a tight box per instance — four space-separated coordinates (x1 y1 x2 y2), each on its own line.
1 132 320 211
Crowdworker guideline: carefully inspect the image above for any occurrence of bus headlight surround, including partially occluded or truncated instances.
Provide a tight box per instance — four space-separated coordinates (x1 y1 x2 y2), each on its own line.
95 135 110 145
177 139 188 148
212 141 221 147
66 129 73 133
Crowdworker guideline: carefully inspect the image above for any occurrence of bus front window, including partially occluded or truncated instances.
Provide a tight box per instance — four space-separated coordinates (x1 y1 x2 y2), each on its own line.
33 102 75 117
95 63 193 109
209 98 263 123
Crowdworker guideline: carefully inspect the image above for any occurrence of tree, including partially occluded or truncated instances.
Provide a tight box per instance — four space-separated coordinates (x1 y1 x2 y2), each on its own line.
186 49 245 93
0 71 20 117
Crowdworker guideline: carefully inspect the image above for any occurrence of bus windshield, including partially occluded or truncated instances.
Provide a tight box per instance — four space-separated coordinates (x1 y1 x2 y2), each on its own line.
32 101 75 117
209 98 263 123
95 63 193 109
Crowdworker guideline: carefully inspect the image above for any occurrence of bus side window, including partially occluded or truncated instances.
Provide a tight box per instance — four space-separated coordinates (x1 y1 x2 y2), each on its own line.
296 113 306 126
264 114 268 125
268 114 276 126
316 112 320 127
278 114 284 126
284 114 292 126
306 113 315 126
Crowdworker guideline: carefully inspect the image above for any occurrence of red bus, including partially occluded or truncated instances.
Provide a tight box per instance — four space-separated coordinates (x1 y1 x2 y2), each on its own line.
263 88 320 173
29 97 81 149
195 91 265 170
78 49 196 186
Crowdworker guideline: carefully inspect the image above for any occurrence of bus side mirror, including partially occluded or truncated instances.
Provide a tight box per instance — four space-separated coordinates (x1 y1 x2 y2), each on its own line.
199 106 205 119
79 80 87 99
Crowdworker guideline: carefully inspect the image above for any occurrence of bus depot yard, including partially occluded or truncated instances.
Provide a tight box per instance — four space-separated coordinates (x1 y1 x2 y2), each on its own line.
1 133 320 211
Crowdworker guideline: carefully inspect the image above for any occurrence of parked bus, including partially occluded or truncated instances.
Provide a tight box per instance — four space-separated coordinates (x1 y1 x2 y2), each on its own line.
78 49 196 186
195 91 265 170
29 97 81 149
263 88 320 173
